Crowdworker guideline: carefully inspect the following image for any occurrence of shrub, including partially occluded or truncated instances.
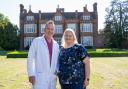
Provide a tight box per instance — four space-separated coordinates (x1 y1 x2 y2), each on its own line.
7 51 27 58
88 52 128 57
0 46 4 51
6 49 128 58
85 46 93 49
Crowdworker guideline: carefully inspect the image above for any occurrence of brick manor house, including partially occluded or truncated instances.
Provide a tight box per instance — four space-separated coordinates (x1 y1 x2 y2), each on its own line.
19 3 103 50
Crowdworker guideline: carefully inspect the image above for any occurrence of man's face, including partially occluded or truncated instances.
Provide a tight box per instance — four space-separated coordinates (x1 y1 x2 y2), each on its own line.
45 24 55 37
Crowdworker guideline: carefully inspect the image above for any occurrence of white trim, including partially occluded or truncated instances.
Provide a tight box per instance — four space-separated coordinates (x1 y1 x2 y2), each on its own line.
83 15 90 20
24 37 35 48
26 16 34 21
81 36 93 46
54 16 62 21
40 24 45 33
67 23 77 32
24 24 37 33
80 23 93 32
55 25 63 33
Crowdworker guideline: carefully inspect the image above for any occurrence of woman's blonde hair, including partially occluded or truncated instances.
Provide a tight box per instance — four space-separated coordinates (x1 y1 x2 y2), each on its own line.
61 28 78 47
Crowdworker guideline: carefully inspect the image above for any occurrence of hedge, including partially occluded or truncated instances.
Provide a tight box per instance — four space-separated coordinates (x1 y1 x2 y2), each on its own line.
7 51 27 58
7 51 128 58
89 52 128 57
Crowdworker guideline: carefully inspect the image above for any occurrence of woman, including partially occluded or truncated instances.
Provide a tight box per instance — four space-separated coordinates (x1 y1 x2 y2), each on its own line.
58 28 90 89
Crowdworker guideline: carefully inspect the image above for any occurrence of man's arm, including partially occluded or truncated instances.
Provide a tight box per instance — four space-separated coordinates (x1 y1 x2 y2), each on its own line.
27 39 36 85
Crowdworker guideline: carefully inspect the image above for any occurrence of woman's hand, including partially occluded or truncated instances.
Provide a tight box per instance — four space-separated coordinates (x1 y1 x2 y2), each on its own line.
84 79 89 87
83 56 90 64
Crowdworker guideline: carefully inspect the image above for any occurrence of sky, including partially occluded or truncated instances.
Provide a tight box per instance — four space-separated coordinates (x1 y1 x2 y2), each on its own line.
0 0 112 29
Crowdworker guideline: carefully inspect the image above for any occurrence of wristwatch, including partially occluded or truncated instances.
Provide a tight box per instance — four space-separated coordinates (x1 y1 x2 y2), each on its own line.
86 78 90 81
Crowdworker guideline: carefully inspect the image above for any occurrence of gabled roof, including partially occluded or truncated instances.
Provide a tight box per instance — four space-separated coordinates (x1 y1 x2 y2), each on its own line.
21 11 97 20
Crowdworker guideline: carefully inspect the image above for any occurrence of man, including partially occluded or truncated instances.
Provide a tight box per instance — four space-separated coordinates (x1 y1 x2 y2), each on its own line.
27 20 59 89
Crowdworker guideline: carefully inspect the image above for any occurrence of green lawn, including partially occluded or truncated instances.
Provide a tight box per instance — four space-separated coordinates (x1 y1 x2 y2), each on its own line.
0 56 128 89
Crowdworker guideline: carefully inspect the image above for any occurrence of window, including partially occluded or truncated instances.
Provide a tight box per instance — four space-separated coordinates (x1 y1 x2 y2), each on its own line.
26 16 34 21
55 25 63 33
80 23 92 32
24 24 36 33
67 23 77 32
83 15 90 20
24 37 35 48
54 37 61 45
54 16 62 21
40 24 45 33
81 36 93 46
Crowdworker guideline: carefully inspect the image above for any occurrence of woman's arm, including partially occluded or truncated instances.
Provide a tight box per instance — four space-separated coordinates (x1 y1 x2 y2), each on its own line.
83 57 90 86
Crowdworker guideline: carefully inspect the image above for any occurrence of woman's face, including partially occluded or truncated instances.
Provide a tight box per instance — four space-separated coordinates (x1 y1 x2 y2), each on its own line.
64 31 74 44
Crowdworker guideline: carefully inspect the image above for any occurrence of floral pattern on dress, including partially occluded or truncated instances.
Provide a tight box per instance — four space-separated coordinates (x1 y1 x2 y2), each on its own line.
58 44 89 84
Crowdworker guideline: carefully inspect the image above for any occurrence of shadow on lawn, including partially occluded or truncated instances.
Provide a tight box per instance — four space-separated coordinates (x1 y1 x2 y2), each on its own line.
0 51 8 56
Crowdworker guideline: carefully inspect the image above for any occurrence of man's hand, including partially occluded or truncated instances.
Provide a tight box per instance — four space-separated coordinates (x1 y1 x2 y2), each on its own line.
29 76 35 85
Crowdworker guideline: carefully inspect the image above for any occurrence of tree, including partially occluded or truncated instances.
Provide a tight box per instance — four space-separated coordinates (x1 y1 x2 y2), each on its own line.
104 0 128 48
0 13 19 50
0 13 9 28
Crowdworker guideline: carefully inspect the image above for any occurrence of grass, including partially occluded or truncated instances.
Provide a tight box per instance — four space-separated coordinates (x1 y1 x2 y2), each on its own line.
89 57 128 89
0 56 30 89
0 56 128 89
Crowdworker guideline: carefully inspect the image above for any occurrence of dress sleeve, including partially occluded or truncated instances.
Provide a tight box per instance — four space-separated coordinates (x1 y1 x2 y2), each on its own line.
78 45 90 61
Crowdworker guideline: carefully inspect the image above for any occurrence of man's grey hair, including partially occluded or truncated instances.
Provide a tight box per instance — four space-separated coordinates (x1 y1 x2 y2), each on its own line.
45 20 55 29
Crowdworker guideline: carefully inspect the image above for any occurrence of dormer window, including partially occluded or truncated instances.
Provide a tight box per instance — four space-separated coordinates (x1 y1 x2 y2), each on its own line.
54 16 62 21
26 16 34 21
83 15 90 20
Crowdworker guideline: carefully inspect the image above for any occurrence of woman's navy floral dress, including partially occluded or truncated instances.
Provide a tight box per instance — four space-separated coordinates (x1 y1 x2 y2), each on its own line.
58 44 89 85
